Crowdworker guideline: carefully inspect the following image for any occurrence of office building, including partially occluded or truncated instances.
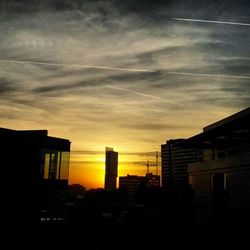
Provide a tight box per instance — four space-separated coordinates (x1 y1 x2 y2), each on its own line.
119 173 160 202
161 139 198 189
0 128 71 227
119 174 146 198
104 147 118 190
183 107 250 237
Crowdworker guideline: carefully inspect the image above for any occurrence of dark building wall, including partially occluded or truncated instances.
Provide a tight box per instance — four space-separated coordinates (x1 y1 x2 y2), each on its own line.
189 164 250 238
186 108 250 238
0 128 71 236
226 168 250 233
161 143 168 189
145 173 160 188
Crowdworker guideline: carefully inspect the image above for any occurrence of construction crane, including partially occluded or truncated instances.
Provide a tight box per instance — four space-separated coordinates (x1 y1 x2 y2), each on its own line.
134 151 161 175
155 151 160 176
136 151 161 175
133 160 157 174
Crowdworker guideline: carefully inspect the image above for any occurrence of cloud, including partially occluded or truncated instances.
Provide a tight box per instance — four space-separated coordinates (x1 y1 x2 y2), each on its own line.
0 78 17 94
1 1 250 190
0 0 249 155
122 122 194 131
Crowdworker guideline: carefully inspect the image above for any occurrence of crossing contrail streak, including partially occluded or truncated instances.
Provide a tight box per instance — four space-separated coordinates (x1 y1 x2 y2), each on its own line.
1 59 249 79
0 59 154 73
172 18 250 27
105 85 161 100
167 71 250 80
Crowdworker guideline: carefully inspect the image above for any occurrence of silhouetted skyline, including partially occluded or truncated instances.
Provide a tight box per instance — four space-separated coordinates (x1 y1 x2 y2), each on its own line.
0 0 250 188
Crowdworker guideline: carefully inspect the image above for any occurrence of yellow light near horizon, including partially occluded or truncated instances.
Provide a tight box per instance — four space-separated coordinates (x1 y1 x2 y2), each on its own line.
70 153 105 163
118 154 134 162
92 156 105 162
69 159 153 189
69 150 160 189
69 161 105 189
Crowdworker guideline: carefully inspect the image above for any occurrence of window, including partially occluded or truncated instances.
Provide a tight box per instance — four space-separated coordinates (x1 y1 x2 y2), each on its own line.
41 149 70 180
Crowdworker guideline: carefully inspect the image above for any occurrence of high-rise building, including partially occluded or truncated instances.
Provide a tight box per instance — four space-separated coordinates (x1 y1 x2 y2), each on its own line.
104 147 118 190
161 139 198 189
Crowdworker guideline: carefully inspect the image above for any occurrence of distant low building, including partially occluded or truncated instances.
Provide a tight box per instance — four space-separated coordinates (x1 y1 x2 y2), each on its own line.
119 173 160 202
119 174 146 198
145 173 160 188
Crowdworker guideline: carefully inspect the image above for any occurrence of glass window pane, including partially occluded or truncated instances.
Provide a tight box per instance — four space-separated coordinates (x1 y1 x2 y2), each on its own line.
59 152 70 180
57 152 61 179
44 153 50 179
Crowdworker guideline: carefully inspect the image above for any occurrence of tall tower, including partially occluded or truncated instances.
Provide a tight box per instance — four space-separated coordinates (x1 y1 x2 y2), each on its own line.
104 147 118 190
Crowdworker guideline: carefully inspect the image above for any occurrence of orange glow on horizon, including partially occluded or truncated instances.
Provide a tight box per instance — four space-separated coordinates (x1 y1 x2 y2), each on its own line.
68 155 158 189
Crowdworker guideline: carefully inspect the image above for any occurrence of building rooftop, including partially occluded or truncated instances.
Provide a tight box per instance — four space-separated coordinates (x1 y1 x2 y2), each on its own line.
0 127 71 150
203 107 250 132
179 107 250 149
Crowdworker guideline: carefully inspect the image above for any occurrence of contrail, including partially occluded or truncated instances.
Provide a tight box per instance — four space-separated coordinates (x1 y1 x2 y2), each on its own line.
105 85 161 100
172 17 250 27
167 71 250 80
1 59 249 79
0 59 154 73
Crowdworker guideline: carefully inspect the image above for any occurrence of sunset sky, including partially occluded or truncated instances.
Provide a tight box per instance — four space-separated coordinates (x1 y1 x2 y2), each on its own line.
1 0 250 188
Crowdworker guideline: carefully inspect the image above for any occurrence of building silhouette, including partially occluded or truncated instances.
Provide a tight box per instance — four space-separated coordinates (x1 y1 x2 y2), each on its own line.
161 139 198 189
104 147 118 190
119 174 145 200
119 173 160 202
0 128 71 234
145 173 160 188
180 107 250 239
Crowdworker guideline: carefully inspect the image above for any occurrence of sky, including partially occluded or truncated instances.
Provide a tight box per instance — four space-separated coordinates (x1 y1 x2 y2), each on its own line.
1 0 250 188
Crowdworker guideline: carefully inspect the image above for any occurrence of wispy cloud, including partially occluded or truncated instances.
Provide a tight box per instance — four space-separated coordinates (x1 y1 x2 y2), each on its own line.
0 0 250 154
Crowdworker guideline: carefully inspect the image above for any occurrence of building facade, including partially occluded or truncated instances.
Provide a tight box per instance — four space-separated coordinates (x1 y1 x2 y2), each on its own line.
161 139 198 189
0 128 71 235
184 107 250 238
104 147 118 190
145 173 160 188
119 174 146 198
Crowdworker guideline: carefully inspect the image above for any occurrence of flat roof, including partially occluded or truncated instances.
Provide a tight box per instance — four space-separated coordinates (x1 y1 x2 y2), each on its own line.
0 127 71 150
179 107 250 148
203 107 250 132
